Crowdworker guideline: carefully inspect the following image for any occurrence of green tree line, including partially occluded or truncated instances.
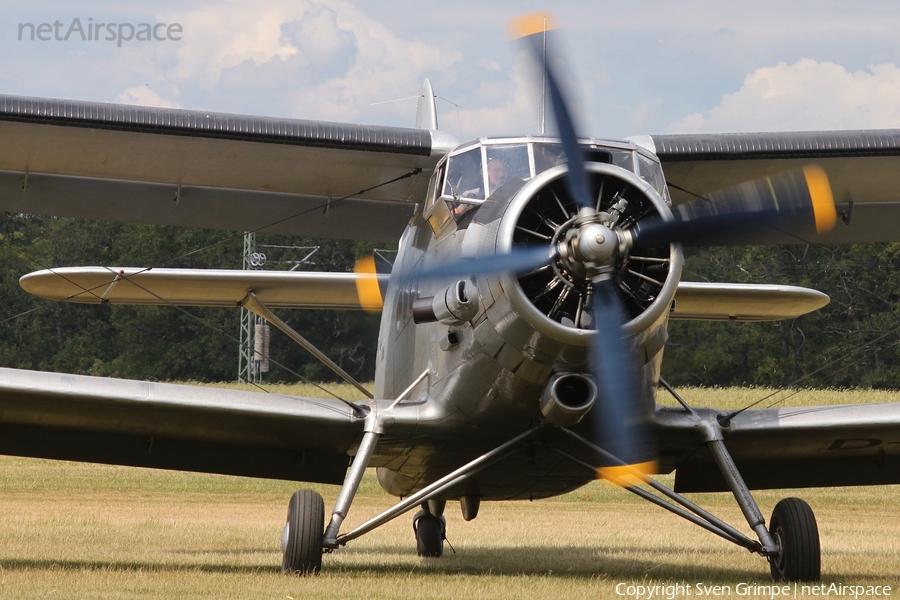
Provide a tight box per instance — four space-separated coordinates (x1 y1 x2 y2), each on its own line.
2 213 899 389
664 243 900 389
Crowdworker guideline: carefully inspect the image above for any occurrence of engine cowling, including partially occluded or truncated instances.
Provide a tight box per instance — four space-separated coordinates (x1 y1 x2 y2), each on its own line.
491 163 681 344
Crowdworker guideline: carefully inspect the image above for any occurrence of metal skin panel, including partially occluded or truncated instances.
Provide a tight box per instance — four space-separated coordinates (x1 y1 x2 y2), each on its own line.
20 267 384 309
651 130 900 244
670 282 830 321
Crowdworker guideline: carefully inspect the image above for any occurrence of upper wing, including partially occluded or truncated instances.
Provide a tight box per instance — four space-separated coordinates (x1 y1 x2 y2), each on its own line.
0 94 457 242
657 403 900 491
647 130 900 244
0 367 366 483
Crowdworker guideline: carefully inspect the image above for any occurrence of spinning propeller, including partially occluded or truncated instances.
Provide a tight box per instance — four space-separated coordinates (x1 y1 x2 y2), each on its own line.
359 12 838 483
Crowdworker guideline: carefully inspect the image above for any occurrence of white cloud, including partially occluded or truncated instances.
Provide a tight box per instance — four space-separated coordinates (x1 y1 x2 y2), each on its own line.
154 0 462 123
451 50 543 139
669 59 900 133
115 85 179 108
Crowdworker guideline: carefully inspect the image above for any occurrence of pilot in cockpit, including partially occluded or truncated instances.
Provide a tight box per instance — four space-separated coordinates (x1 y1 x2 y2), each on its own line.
452 155 509 219
448 144 529 220
486 155 509 192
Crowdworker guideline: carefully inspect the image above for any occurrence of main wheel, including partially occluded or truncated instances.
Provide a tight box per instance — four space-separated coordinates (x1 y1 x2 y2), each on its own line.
769 497 820 582
282 489 325 575
413 509 445 557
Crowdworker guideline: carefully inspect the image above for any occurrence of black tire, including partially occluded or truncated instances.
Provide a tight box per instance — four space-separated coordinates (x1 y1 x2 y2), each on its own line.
413 510 445 557
769 497 821 582
282 489 325 575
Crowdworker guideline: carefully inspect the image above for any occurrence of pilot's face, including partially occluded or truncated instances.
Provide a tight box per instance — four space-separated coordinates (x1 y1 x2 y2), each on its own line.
487 159 507 187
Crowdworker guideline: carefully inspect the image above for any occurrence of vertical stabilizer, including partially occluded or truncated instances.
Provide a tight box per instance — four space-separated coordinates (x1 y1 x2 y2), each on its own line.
415 79 439 130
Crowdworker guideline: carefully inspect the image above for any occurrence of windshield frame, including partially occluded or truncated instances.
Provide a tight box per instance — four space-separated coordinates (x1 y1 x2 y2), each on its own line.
423 135 668 233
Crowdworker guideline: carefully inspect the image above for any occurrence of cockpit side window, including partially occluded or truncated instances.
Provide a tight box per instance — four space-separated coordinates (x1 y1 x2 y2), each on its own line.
424 161 446 213
485 144 530 196
636 152 669 201
443 147 484 200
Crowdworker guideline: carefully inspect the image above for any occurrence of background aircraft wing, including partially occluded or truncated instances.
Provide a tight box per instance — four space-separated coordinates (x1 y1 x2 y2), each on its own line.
647 130 900 244
0 94 456 243
0 367 368 483
657 403 900 491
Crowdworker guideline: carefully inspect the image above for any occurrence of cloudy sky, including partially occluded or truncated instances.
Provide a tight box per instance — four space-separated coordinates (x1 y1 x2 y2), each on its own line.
5 1 900 141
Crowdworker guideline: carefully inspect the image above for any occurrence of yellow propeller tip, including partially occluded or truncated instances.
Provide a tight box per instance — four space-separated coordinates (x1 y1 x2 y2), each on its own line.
803 165 837 233
353 256 384 313
596 461 657 487
508 11 557 40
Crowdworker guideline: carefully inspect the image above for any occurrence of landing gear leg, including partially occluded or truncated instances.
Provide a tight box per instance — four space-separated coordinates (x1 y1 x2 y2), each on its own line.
282 423 380 574
701 420 820 581
769 498 821 582
413 502 446 557
323 428 382 548
282 489 325 575
556 413 823 583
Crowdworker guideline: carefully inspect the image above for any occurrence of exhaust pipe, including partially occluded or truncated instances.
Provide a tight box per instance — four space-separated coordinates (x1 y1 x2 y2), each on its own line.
539 372 597 426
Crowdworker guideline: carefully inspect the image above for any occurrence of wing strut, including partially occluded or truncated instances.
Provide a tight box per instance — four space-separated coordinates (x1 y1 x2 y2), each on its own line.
241 292 373 400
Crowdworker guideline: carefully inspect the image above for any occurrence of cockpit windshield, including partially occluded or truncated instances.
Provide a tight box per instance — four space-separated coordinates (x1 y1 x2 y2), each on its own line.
533 143 566 173
427 137 668 233
443 147 484 200
485 144 530 196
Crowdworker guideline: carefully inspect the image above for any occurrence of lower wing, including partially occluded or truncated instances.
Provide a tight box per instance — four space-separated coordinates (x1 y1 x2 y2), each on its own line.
658 403 900 491
0 367 366 483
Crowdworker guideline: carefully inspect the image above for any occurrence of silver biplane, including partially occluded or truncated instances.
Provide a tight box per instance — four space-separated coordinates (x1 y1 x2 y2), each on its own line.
3 13 900 582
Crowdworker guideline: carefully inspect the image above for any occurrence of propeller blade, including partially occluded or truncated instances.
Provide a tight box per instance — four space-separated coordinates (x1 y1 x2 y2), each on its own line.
588 280 656 481
629 165 837 249
354 256 390 312
416 245 559 281
511 12 655 482
510 12 593 211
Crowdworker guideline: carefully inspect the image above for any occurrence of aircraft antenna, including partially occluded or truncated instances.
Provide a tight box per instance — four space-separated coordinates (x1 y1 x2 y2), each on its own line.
540 17 547 134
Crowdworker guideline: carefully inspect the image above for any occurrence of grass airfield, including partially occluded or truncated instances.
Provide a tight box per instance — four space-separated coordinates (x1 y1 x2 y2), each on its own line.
0 386 898 599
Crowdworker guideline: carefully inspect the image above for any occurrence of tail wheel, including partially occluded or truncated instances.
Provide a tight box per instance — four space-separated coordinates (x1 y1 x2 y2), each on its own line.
769 498 821 582
282 489 325 575
413 509 445 557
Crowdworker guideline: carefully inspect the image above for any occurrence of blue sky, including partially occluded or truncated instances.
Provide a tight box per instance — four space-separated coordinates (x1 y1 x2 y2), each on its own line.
5 1 900 141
